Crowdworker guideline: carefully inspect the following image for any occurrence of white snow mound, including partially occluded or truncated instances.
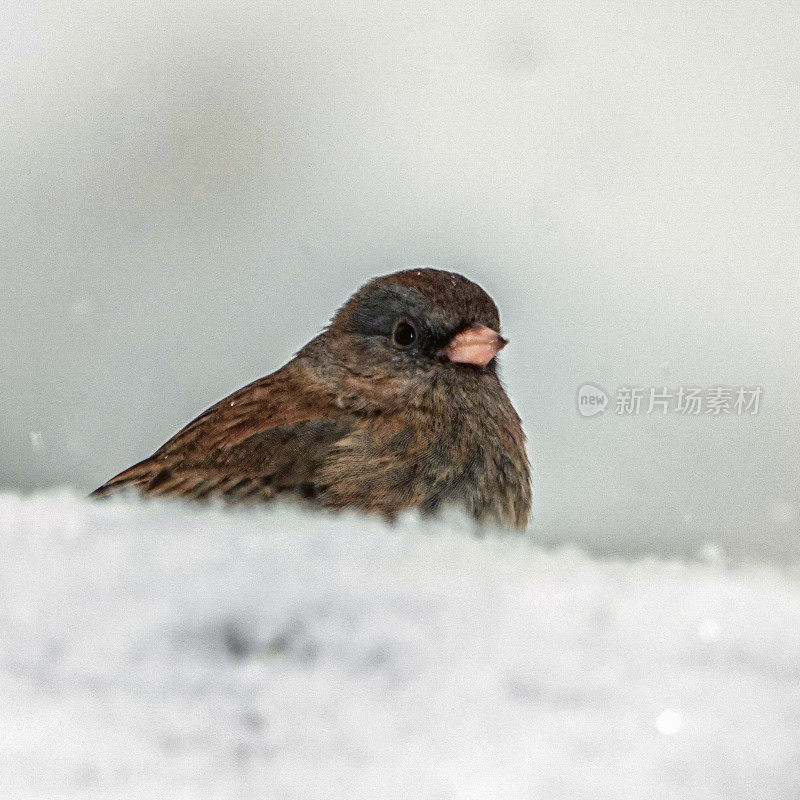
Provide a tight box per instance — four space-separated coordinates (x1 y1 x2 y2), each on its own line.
1 491 799 799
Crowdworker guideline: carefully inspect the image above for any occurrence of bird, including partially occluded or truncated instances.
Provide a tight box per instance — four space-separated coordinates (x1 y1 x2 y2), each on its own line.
91 268 531 529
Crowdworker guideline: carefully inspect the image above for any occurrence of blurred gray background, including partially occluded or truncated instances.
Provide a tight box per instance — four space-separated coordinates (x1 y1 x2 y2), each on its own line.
3 1 798 559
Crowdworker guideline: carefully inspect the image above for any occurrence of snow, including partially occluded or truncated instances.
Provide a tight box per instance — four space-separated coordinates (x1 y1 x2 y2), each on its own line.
3 492 800 798
3 5 798 794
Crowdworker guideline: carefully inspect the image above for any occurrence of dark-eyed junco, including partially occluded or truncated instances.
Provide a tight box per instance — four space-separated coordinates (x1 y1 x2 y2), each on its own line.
92 268 531 528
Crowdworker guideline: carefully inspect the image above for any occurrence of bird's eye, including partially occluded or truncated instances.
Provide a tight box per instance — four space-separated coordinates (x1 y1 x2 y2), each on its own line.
392 320 417 348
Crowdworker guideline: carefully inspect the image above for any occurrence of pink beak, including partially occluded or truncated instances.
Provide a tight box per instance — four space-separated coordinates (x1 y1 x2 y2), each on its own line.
443 324 508 368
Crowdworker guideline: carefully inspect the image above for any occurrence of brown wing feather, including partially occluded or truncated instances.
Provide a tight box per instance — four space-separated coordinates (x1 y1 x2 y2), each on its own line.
90 359 353 503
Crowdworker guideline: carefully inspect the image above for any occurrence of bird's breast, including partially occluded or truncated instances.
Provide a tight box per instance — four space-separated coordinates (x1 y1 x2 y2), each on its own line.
316 390 529 529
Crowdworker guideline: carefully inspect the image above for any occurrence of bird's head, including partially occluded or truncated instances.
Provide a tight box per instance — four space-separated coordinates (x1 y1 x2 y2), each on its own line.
312 268 508 409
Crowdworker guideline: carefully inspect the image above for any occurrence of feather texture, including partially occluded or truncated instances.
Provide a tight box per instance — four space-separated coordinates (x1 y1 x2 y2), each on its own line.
92 269 531 529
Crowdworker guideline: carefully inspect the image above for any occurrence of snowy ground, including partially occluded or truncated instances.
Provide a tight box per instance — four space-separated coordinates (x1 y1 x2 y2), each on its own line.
2 492 799 799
